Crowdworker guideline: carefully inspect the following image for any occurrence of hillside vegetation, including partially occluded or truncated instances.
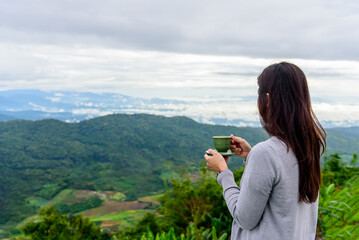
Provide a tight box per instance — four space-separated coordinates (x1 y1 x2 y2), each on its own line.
0 114 268 233
1 113 359 236
13 157 359 240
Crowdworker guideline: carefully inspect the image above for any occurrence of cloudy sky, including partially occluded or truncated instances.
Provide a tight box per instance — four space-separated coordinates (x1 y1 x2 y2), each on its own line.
0 0 359 126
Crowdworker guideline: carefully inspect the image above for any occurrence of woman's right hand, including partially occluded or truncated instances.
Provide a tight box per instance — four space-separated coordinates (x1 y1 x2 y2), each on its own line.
230 134 252 159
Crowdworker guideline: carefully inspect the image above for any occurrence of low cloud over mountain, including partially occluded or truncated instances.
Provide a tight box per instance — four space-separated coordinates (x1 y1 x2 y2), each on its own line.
1 90 358 128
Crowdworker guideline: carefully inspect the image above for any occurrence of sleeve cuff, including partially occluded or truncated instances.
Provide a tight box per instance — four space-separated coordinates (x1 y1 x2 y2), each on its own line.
217 169 238 189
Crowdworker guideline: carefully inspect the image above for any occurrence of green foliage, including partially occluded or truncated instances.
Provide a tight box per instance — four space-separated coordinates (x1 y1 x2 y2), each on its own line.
318 153 359 239
21 206 111 240
321 153 358 186
8 150 359 240
350 153 358 167
318 183 341 236
318 175 359 239
118 165 246 240
159 167 228 234
324 153 345 172
131 225 228 240
128 154 358 240
117 213 165 239
55 195 103 214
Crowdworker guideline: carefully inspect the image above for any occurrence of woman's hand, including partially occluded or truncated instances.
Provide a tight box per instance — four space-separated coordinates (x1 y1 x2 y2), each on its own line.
230 134 252 159
204 149 228 173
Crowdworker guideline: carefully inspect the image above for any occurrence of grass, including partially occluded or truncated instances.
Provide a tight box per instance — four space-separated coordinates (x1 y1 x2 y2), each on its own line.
16 215 41 230
25 189 75 208
151 193 164 201
90 209 151 222
25 196 49 207
49 189 74 205
110 192 126 201
89 209 154 231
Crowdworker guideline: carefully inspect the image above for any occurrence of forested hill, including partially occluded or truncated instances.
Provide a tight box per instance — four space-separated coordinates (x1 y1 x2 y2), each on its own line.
0 114 268 228
0 113 358 229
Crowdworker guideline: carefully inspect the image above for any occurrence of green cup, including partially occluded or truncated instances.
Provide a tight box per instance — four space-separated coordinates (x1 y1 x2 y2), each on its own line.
213 136 231 153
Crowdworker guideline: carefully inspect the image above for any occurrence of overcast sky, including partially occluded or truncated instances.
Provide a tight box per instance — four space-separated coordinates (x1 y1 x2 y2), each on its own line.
0 0 359 126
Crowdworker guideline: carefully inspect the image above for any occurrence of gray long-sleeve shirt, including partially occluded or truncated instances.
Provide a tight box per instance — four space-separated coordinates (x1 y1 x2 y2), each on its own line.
217 136 318 240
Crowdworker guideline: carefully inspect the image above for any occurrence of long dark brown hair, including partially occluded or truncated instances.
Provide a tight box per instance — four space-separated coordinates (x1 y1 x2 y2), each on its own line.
257 62 326 203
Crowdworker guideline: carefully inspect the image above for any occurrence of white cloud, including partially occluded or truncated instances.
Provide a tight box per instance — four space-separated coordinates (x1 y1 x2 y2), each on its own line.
46 97 61 102
112 97 359 127
72 108 113 116
79 102 94 107
313 103 359 124
1 44 358 98
28 102 65 113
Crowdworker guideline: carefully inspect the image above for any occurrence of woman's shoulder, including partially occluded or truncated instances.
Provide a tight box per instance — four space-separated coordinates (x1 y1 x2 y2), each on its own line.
246 136 288 166
245 137 282 181
252 136 287 153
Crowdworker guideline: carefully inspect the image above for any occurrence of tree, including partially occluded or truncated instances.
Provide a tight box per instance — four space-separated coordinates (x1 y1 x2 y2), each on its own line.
350 153 358 167
118 213 165 240
22 206 111 240
323 153 344 172
322 153 350 186
158 164 236 238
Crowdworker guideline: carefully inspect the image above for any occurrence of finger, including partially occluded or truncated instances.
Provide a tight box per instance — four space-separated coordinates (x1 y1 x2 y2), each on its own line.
208 149 217 155
231 135 243 143
231 134 237 141
232 136 243 143
204 154 210 160
230 144 241 150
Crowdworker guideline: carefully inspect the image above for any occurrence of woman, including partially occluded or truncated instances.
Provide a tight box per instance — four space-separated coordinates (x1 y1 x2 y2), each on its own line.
204 62 326 240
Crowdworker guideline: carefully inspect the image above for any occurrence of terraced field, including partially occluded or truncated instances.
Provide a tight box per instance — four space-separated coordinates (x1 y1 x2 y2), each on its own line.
83 193 161 230
18 189 162 232
18 178 359 239
90 209 154 231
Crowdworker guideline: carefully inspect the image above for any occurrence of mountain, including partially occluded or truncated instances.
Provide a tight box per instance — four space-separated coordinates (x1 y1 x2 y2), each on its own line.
0 113 15 121
325 127 359 159
0 113 358 232
0 114 268 229
326 126 359 139
0 89 186 123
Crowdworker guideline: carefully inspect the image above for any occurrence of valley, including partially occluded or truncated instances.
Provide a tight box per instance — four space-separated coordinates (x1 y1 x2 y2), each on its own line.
0 113 359 237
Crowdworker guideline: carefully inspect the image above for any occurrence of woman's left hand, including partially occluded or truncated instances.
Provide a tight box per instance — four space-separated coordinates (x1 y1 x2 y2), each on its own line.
204 149 229 173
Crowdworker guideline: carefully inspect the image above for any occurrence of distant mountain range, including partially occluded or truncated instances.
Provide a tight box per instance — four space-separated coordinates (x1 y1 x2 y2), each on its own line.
1 90 357 128
0 89 187 123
